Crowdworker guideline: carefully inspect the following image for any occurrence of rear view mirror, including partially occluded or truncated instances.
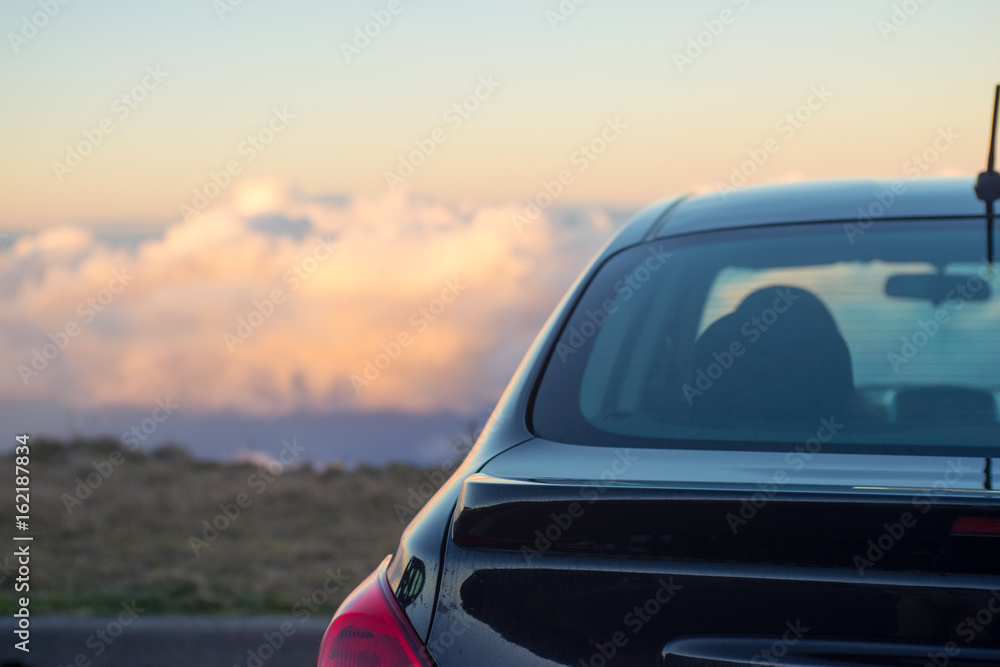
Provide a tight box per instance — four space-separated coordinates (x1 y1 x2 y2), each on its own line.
885 273 992 305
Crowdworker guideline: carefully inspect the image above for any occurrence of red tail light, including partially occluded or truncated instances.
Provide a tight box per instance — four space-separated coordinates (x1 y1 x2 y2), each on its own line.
951 516 1000 536
317 558 435 667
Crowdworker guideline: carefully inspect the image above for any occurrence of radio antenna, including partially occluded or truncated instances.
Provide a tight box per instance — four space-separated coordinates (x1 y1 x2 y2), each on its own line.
974 85 1000 268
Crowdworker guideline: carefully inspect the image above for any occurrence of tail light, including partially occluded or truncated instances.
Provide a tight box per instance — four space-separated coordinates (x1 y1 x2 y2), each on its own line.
951 516 1000 536
317 557 435 667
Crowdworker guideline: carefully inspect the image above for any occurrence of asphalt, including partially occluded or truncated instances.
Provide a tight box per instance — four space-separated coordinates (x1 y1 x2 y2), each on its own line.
0 616 329 667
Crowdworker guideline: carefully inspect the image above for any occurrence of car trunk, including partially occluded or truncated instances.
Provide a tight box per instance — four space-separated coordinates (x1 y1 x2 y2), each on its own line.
425 439 1000 666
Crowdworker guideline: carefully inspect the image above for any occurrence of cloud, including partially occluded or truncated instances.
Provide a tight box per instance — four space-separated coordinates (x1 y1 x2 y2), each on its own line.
0 182 620 417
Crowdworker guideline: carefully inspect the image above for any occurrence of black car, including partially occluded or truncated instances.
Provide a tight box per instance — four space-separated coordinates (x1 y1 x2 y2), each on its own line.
316 173 1000 666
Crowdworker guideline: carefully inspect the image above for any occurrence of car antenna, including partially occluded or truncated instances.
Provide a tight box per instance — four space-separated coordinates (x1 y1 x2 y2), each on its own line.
974 84 1000 271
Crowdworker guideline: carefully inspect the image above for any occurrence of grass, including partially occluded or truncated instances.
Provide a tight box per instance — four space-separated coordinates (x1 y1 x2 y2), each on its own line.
0 437 457 617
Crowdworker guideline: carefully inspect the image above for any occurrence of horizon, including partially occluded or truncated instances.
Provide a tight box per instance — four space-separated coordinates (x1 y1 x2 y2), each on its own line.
3 0 998 465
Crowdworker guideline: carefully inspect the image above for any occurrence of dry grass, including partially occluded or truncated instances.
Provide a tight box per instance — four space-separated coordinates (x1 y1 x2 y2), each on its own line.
0 438 449 616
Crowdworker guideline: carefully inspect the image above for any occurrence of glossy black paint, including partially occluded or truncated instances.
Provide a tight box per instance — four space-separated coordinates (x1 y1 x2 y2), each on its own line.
452 474 1000 574
430 550 1000 666
375 178 1000 665
661 637 1000 667
383 196 684 641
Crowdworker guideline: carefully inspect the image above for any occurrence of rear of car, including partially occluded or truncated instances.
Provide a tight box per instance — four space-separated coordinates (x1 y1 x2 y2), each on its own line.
319 178 1000 667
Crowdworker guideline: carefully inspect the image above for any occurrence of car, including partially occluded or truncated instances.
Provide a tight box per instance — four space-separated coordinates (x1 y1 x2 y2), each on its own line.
317 102 1000 667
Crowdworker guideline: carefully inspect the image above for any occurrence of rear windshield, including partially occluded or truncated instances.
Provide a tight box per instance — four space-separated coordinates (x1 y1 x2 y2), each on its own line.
532 218 1000 455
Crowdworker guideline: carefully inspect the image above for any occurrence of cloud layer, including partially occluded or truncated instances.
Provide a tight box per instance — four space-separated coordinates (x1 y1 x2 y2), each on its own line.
2 180 620 418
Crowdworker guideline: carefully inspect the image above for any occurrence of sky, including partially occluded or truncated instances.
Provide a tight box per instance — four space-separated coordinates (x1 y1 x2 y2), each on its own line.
1 0 998 462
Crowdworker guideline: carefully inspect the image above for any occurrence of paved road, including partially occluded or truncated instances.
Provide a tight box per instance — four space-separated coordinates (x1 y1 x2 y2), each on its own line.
0 616 328 666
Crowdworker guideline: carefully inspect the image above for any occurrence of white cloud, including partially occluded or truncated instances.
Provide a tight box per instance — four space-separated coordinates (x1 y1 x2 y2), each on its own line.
0 183 619 417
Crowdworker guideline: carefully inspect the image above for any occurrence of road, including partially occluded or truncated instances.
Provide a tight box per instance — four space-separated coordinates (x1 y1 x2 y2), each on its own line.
0 616 328 666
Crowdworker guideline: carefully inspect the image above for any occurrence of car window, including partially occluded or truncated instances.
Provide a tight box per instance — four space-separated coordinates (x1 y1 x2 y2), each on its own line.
532 218 1000 454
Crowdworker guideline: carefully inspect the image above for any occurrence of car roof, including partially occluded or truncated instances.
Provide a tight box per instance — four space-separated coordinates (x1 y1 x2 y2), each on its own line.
658 176 984 236
600 177 987 260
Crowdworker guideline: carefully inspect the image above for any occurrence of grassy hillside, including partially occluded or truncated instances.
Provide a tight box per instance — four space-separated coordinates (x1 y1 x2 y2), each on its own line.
0 438 459 616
